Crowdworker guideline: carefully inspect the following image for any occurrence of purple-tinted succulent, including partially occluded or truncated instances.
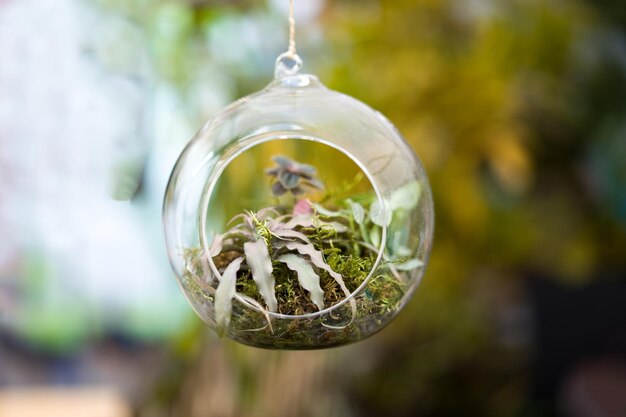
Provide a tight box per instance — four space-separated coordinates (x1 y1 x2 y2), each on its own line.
265 155 324 196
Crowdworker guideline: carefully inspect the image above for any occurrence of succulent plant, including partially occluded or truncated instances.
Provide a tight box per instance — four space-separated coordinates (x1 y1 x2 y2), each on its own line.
265 155 324 196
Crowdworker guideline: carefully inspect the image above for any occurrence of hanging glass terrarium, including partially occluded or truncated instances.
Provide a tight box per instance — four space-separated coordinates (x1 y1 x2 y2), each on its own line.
163 3 434 350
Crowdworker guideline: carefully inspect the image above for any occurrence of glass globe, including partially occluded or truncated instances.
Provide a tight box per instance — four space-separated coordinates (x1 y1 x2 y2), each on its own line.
163 56 434 349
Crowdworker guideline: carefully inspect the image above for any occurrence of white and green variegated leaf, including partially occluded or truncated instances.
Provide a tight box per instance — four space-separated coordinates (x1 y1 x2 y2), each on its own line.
368 182 421 227
280 242 332 275
369 226 381 247
312 204 345 218
281 214 315 229
394 258 424 271
214 257 244 336
389 181 421 211
391 230 413 257
370 198 392 227
347 199 365 225
272 228 312 243
279 242 355 318
278 254 325 311
209 234 224 257
243 239 277 312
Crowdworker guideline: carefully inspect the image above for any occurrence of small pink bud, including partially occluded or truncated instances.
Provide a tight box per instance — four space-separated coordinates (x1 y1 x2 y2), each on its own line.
293 199 313 215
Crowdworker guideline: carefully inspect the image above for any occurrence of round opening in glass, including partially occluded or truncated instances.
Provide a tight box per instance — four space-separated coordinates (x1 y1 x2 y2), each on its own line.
200 135 387 320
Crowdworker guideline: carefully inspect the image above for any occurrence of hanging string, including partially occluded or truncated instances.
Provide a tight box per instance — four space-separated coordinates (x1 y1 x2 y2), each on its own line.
275 0 302 78
287 0 296 56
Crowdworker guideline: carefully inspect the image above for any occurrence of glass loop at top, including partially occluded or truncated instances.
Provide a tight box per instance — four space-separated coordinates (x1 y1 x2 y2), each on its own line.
275 52 303 79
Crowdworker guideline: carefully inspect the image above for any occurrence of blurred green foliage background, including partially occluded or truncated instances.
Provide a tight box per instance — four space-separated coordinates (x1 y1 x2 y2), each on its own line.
1 0 625 416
